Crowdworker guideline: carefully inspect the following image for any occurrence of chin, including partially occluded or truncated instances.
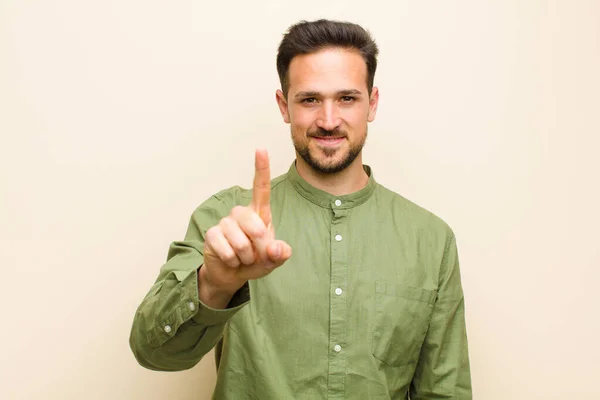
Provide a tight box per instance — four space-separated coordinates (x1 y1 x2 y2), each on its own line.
295 138 362 174
308 154 354 174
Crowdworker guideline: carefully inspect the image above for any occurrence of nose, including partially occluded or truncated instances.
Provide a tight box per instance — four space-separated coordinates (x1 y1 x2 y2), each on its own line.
315 101 342 132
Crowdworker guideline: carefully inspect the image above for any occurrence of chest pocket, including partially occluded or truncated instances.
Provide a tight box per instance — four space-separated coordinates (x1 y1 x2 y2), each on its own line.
372 281 437 366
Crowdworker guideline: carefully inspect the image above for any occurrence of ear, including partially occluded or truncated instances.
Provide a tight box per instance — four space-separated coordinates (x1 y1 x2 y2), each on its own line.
367 86 379 122
276 89 290 123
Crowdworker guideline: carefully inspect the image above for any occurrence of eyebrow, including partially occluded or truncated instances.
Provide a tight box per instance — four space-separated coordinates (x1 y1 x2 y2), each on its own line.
293 89 363 99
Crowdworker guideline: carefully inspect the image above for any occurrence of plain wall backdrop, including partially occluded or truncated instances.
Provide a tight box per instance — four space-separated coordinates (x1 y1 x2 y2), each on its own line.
1 1 599 399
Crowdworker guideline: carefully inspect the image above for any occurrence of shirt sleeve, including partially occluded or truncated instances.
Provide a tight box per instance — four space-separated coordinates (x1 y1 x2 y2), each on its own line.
129 193 250 371
410 232 472 399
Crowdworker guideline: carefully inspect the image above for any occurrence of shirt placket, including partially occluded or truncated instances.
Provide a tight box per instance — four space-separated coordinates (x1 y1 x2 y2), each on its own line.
327 200 349 399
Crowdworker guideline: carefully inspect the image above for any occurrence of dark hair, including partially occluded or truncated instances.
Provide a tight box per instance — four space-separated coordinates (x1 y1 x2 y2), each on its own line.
276 19 379 99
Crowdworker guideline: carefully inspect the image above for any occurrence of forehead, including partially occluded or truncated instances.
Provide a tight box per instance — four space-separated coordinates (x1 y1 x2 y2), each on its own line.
287 48 368 94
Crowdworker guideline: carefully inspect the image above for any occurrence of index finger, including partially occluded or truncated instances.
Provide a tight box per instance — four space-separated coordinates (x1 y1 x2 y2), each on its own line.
251 148 271 224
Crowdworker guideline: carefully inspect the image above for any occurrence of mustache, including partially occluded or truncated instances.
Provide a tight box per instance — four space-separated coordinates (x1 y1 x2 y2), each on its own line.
308 128 346 138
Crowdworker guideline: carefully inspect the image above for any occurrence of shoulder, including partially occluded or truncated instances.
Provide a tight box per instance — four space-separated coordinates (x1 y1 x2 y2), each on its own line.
195 170 290 211
374 183 455 239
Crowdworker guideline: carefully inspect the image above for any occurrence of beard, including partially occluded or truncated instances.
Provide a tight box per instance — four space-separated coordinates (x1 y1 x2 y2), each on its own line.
292 126 367 174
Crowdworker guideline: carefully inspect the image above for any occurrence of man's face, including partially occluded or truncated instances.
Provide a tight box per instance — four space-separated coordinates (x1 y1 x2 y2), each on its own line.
276 48 379 174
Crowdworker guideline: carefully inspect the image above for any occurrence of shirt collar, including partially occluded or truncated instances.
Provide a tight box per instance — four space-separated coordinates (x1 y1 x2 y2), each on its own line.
287 160 377 209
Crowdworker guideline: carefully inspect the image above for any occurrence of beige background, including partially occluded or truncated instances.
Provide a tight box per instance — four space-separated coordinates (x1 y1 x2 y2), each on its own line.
1 1 599 399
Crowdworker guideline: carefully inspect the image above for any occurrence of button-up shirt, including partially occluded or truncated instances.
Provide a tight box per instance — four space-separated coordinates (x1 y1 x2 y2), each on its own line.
130 161 472 399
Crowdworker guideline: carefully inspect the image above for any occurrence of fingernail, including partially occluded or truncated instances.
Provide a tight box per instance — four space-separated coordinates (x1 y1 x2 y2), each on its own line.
273 243 281 258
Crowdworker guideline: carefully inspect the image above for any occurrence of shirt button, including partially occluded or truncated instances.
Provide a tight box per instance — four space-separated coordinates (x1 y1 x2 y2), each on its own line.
335 288 343 296
334 199 342 206
334 344 342 352
164 325 172 333
188 301 196 311
335 234 342 242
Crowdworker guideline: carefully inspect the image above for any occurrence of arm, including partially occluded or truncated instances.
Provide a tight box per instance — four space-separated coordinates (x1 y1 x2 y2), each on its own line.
129 195 250 372
410 233 472 399
129 150 292 372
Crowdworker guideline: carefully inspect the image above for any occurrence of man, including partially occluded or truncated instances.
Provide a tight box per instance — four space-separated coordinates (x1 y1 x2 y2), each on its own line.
130 19 472 399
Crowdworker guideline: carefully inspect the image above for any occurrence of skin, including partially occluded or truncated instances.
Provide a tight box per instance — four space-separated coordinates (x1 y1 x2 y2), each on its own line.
276 47 379 195
199 47 379 308
199 149 292 308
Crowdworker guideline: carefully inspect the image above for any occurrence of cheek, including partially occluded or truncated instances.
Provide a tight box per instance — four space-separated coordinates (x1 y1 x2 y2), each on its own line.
289 109 314 131
343 105 369 120
343 108 369 128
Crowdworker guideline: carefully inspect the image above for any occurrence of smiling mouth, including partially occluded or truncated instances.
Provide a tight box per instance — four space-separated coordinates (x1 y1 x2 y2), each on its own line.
311 136 345 140
311 136 345 147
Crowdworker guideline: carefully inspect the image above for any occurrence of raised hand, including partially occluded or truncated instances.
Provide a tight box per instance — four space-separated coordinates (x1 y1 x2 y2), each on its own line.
199 149 293 308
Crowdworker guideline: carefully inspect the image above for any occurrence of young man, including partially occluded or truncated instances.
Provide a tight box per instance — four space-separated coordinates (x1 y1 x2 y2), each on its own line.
130 19 472 399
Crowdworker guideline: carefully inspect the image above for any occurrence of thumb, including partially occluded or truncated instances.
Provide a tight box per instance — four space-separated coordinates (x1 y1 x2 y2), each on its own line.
267 240 292 263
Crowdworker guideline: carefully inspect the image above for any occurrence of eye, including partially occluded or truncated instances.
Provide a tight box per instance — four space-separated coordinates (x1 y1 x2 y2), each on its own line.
341 96 356 103
301 98 317 104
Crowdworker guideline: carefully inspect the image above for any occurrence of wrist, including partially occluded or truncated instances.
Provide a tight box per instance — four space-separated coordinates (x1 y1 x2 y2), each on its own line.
198 265 239 309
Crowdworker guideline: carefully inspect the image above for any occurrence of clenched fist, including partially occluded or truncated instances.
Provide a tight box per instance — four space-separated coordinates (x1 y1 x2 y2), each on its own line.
198 149 293 308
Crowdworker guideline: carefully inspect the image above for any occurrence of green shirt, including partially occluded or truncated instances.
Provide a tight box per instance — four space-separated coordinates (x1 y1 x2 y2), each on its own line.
130 162 472 399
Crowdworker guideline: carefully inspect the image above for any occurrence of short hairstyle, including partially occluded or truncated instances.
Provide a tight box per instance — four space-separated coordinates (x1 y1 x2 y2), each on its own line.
276 19 379 99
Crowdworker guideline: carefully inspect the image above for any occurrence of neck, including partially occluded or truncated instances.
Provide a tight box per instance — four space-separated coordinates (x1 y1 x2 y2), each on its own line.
295 154 369 196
